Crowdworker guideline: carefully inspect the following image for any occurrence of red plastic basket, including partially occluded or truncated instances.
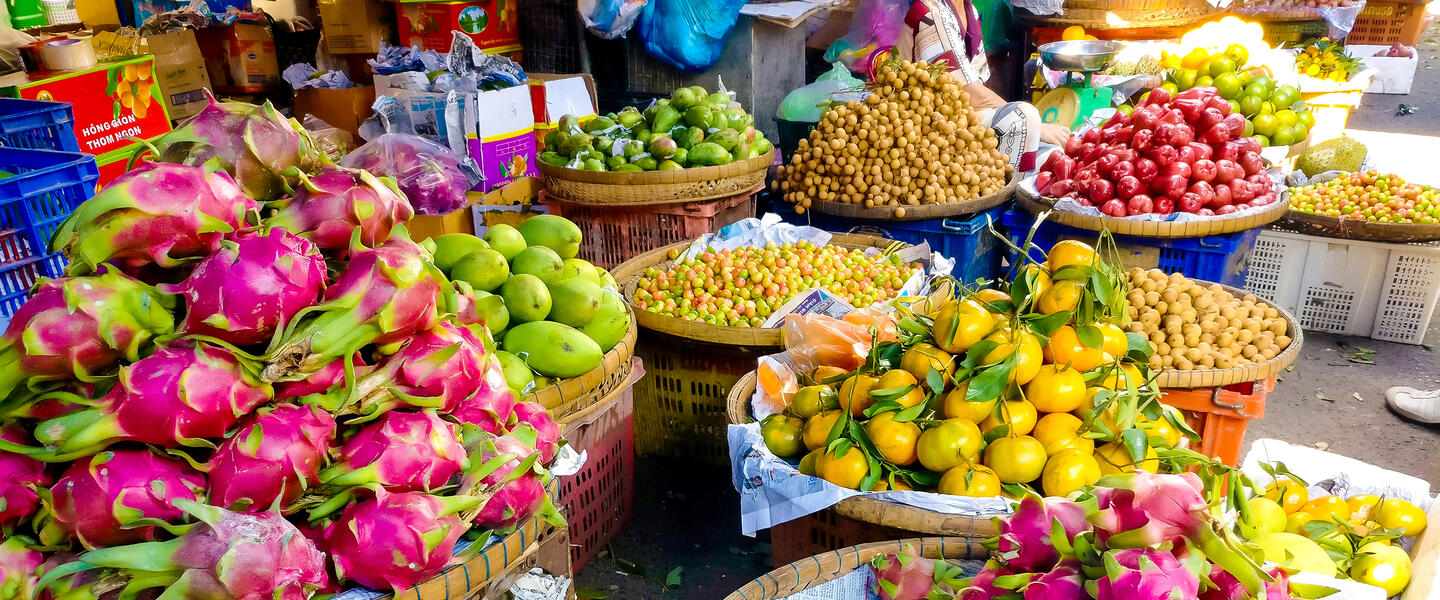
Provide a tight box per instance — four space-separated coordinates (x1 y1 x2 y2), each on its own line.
1160 376 1273 466
538 187 759 269
555 358 641 571
1347 0 1429 46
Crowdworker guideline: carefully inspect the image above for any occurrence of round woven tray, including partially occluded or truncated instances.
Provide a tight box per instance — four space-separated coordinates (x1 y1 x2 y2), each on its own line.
537 150 775 206
1019 0 1221 28
725 537 985 600
1016 185 1289 238
1151 282 1305 389
609 234 954 349
525 317 638 421
810 171 1019 221
1278 210 1440 243
728 370 1001 538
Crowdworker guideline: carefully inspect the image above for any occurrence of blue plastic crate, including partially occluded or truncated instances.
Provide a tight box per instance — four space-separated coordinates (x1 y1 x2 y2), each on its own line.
1000 208 1260 287
809 205 1008 286
0 148 100 317
0 99 80 152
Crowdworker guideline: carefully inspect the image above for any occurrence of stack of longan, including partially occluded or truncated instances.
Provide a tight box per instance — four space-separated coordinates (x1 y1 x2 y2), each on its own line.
775 60 1011 218
1122 268 1292 371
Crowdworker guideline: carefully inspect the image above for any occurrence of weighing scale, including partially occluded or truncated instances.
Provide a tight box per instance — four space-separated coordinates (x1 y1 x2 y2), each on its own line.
1035 40 1125 129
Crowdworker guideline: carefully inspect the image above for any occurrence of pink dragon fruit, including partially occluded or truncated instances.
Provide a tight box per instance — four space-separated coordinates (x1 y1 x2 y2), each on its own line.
511 402 559 464
267 164 414 256
0 425 50 528
325 489 482 591
263 232 445 382
1201 567 1291 600
341 322 497 416
150 96 321 202
12 383 93 421
274 353 367 403
162 229 327 347
871 544 941 600
321 410 467 492
40 499 328 600
0 537 42 599
50 162 258 274
1024 560 1084 600
1089 471 1207 549
34 342 273 456
0 269 175 398
1095 548 1200 600
447 356 516 435
959 560 1018 600
49 449 207 548
995 495 1091 572
207 404 337 511
471 433 548 530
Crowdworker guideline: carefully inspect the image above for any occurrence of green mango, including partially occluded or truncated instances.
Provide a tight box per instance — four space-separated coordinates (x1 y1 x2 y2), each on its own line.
616 107 643 128
631 127 651 142
501 274 552 323
558 114 582 134
671 147 689 166
751 138 774 156
605 155 626 170
689 142 733 166
548 278 603 327
621 139 645 158
580 291 632 352
734 139 754 161
632 156 659 171
643 98 670 121
724 107 751 129
502 321 604 378
543 129 565 150
583 116 617 133
684 105 714 129
687 86 709 100
675 126 705 150
657 159 684 171
574 149 602 164
651 104 681 133
559 133 594 157
539 151 567 167
518 214 584 259
708 129 740 153
707 92 732 107
494 350 536 394
647 136 677 159
431 233 490 273
614 163 643 172
582 158 605 171
594 135 617 153
671 87 700 110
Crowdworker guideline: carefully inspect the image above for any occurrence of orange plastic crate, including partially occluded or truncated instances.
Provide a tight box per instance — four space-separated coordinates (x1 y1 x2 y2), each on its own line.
538 188 758 269
1347 0 1428 46
1160 376 1273 466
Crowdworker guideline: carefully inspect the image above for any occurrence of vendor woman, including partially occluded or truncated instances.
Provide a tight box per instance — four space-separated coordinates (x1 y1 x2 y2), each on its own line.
848 0 1073 171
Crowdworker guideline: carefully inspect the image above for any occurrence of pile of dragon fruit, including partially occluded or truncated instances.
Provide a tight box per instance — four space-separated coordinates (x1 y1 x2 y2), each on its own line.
0 98 563 599
871 472 1295 600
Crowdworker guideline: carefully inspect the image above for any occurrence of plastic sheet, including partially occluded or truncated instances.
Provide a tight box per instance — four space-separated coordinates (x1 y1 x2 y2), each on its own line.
282 63 354 90
634 0 747 72
822 0 907 70
783 310 897 374
341 132 479 216
579 0 648 39
777 62 868 122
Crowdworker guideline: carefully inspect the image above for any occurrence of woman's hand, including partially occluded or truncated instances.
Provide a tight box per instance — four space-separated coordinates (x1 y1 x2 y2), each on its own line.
1040 123 1073 147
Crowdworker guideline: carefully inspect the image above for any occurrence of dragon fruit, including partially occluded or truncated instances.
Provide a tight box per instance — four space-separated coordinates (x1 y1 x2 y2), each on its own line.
1024 560 1083 600
511 402 559 464
996 495 1091 572
341 132 473 216
0 537 42 599
49 449 207 548
321 410 467 492
446 356 516 435
0 425 50 528
959 560 1018 600
275 354 367 403
162 229 327 347
39 499 328 600
34 342 273 457
0 269 175 398
871 544 942 600
207 404 337 511
1201 567 1291 600
1095 548 1200 600
263 232 446 382
341 322 496 416
325 489 482 591
50 162 257 275
150 97 321 202
267 165 414 256
470 433 547 530
10 383 93 421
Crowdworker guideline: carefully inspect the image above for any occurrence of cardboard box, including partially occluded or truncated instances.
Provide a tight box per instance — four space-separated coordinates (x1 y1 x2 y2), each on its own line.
528 73 596 149
145 30 212 121
196 24 279 94
407 205 477 240
293 85 376 138
1351 44 1419 94
466 84 536 193
2 56 173 156
393 0 520 53
318 0 394 54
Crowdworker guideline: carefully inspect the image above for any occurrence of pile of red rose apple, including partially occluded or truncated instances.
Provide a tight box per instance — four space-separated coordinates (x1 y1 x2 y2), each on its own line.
1035 86 1279 218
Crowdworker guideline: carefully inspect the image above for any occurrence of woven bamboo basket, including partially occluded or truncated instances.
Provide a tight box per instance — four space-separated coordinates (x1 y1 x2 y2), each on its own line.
1031 0 1222 28
727 371 1001 540
536 150 775 206
725 537 986 600
1016 185 1288 238
1151 282 1305 389
610 234 955 349
524 318 637 421
810 171 1019 221
396 516 571 600
1279 210 1440 243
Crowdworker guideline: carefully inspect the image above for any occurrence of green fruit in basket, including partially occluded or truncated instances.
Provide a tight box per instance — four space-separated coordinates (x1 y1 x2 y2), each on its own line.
494 350 536 394
512 246 566 284
502 274 552 323
632 156 659 171
684 105 714 129
580 290 631 352
671 147 689 166
707 91 732 107
583 116 617 133
647 136 677 160
503 321 604 378
751 138 774 157
517 215 583 259
617 107 644 128
710 110 730 131
1252 533 1336 577
651 104 681 133
733 140 754 161
431 233 490 273
658 159 683 171
484 224 528 261
725 107 753 129
671 87 700 110
561 258 604 286
543 129 566 150
707 129 740 153
558 114 582 134
582 158 605 171
451 249 511 293
558 133 593 157
548 278 603 328
675 126 704 150
614 164 643 173
600 270 618 290
643 98 670 121
605 156 627 170
473 292 509 334
689 142 734 167
621 139 645 158
539 151 566 167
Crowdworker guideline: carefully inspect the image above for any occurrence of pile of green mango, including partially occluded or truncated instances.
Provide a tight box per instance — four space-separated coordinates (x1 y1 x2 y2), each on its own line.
424 215 632 391
539 85 774 172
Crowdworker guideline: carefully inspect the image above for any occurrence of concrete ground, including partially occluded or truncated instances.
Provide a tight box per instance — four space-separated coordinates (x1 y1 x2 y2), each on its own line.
572 21 1440 599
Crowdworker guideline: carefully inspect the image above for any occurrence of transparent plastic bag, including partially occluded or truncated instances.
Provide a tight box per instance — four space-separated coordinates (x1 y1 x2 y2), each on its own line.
777 62 867 122
822 0 908 70
783 310 898 374
302 115 355 163
341 133 477 216
579 0 648 39
634 0 746 72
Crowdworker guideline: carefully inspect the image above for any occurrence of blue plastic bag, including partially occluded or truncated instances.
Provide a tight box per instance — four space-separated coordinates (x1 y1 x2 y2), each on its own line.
634 0 746 72
580 0 648 39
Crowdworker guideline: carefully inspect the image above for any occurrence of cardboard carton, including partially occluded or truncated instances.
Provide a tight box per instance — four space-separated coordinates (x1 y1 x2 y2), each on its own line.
292 85 376 138
318 0 394 54
527 73 596 149
393 0 519 53
145 30 211 121
196 24 279 93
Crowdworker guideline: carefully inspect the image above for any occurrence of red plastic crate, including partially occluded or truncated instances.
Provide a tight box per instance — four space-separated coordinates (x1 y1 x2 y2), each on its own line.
1160 376 1273 466
1347 0 1429 46
555 359 641 571
538 187 758 269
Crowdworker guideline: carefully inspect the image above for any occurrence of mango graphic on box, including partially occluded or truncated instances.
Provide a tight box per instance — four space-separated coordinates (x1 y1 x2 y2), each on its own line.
107 62 157 120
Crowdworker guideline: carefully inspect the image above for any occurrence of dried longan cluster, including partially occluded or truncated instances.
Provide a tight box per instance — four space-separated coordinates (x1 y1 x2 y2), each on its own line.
1123 268 1292 371
775 60 1011 218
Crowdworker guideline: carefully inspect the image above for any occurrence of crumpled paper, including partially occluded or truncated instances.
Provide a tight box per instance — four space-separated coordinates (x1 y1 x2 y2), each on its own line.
509 569 572 600
282 63 354 90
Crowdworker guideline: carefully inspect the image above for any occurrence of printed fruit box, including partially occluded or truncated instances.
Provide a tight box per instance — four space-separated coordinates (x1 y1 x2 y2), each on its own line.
394 0 519 53
2 56 173 157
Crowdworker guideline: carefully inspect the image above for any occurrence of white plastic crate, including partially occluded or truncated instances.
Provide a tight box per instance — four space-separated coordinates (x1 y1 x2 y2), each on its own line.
1243 229 1440 345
